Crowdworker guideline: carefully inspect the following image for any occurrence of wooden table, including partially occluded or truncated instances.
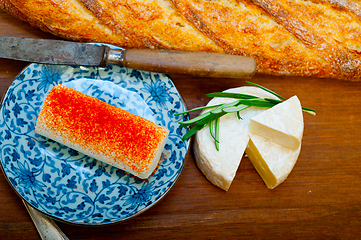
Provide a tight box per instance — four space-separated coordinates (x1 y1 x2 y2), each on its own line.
1 9 361 240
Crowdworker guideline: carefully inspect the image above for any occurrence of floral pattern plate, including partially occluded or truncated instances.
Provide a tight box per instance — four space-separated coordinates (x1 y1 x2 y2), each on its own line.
0 63 190 225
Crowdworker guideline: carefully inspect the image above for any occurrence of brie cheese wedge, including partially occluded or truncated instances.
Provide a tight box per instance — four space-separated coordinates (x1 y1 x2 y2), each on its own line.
193 87 304 191
193 86 280 191
246 133 301 189
246 96 303 189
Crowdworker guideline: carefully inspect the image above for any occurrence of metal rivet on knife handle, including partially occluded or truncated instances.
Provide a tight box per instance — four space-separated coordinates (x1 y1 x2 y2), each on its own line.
104 46 125 67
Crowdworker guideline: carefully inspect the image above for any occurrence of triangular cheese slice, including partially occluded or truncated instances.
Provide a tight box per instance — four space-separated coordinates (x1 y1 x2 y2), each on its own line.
246 96 304 189
246 133 301 189
249 96 304 150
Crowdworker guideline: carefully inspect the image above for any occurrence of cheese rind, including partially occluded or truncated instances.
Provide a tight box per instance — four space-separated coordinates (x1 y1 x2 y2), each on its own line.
194 112 250 191
249 96 304 150
35 84 169 179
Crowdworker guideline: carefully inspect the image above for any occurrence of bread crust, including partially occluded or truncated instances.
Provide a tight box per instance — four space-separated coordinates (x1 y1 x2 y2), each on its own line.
2 0 361 80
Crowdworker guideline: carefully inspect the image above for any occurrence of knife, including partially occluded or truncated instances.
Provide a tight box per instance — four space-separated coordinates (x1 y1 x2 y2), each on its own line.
0 36 256 78
22 199 69 240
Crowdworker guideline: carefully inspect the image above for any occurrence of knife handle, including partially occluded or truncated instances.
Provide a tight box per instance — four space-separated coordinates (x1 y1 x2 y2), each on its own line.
107 48 256 78
22 200 69 240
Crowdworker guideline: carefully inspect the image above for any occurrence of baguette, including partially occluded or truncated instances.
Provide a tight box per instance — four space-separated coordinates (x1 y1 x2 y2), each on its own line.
1 0 361 80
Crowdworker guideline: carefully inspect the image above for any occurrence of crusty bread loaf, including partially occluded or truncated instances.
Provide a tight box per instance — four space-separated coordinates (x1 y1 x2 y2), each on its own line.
2 0 361 80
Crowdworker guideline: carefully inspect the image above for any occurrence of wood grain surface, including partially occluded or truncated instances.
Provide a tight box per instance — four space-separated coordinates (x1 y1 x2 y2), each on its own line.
0 9 361 240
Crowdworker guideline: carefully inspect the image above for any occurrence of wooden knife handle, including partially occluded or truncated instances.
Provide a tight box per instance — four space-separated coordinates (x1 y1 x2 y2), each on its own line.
121 49 256 78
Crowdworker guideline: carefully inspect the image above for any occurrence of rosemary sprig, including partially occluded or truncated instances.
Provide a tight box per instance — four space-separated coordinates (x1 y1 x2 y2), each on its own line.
175 82 316 149
245 81 286 100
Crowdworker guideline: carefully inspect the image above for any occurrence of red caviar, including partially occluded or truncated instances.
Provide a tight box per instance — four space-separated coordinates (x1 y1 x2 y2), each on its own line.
36 84 168 175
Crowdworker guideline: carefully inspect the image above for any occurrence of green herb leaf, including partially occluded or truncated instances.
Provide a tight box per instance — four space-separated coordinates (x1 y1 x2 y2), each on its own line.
181 123 205 141
197 112 226 126
209 120 219 144
246 81 286 100
174 104 223 116
179 111 212 126
236 111 242 120
206 92 259 99
223 104 249 113
215 118 220 151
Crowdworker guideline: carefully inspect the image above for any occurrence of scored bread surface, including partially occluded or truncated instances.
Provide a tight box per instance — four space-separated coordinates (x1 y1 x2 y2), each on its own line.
35 84 169 179
2 0 361 80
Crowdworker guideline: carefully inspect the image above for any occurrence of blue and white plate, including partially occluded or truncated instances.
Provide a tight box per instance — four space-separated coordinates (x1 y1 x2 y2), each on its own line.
0 63 190 225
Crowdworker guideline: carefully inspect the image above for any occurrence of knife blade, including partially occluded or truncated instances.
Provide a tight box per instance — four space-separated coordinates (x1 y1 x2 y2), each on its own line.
0 36 256 79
